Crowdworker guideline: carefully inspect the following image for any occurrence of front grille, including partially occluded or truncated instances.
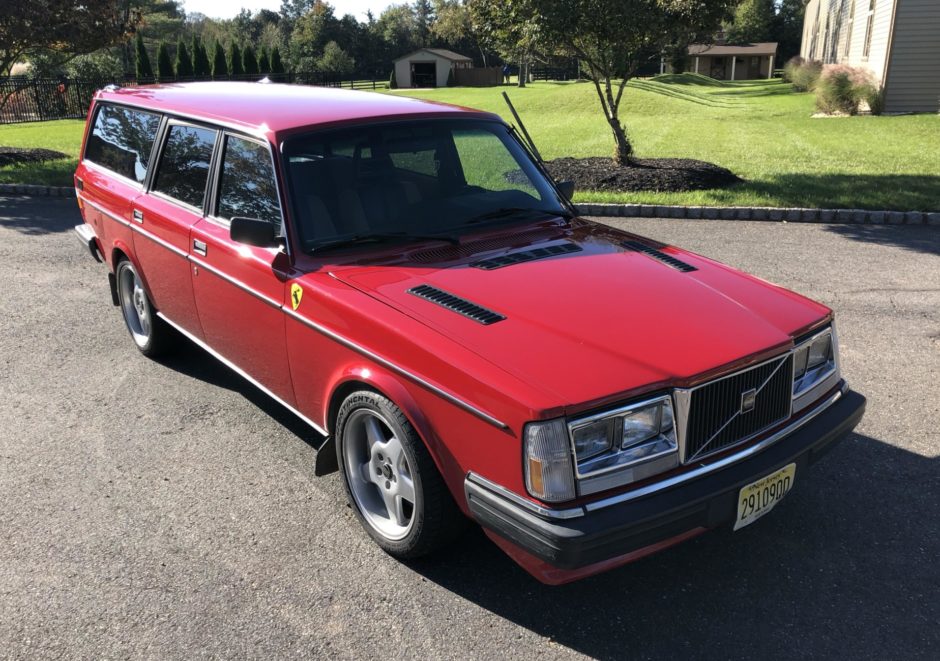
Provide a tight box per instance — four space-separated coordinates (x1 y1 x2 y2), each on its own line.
684 354 793 461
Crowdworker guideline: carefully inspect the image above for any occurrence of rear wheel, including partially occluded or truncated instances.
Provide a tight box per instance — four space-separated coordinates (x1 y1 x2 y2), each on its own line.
116 259 173 357
335 390 464 558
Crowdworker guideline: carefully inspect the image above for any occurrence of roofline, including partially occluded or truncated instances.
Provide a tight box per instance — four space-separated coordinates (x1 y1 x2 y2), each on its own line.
393 48 473 62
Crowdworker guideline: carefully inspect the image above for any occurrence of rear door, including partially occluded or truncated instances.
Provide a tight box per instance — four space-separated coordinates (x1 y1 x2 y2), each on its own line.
189 132 296 406
133 120 220 338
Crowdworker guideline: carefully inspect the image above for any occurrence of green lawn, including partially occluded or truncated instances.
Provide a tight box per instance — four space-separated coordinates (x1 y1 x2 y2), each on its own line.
394 76 940 211
0 120 84 187
2 75 938 210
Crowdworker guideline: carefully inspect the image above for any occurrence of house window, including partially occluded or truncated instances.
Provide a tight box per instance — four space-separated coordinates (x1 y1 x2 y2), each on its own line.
863 0 876 59
844 1 856 58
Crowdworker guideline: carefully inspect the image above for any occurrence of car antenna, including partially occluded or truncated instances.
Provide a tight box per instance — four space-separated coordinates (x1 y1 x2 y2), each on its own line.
502 91 543 163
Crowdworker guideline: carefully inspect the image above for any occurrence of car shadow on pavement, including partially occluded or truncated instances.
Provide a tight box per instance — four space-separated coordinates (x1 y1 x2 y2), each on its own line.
406 433 938 660
155 339 327 450
823 223 940 257
0 195 78 235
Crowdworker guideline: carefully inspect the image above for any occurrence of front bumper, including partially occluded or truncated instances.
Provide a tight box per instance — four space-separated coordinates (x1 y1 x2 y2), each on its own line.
466 386 866 577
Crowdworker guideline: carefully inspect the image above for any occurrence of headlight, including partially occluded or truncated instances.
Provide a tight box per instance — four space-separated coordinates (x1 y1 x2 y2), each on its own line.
793 325 839 399
568 395 679 496
524 419 576 502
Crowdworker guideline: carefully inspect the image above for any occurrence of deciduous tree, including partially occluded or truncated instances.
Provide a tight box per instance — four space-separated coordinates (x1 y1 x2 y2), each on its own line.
473 0 737 164
0 0 136 76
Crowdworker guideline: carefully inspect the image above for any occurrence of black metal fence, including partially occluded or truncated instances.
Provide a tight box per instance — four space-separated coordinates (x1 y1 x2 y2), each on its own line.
0 72 388 124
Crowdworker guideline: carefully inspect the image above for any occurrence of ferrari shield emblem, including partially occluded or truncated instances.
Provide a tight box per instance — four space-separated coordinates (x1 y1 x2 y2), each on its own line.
290 283 303 310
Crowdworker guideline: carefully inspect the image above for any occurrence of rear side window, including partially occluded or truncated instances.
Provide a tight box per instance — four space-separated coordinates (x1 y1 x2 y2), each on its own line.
152 124 218 209
84 104 160 183
216 136 281 229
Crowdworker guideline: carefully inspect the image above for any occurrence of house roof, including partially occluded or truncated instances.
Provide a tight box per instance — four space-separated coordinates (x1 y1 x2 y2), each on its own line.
688 42 779 57
394 48 473 63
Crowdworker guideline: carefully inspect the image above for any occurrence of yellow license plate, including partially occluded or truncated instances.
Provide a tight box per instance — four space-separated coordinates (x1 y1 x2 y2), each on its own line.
733 463 796 531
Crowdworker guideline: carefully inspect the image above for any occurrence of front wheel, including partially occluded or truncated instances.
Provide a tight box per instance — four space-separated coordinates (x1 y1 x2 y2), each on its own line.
115 259 173 357
335 391 464 558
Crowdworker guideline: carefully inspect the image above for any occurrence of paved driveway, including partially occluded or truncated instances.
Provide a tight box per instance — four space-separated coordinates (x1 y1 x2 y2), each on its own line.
1 196 937 659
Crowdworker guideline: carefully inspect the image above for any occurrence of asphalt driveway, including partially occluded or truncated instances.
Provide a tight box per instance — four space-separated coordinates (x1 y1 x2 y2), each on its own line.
1 196 937 659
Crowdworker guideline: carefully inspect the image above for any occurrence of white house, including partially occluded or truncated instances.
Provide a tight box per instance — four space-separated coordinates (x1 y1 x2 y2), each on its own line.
393 48 473 88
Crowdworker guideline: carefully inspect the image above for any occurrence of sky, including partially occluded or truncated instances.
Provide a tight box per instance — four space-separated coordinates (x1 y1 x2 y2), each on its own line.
181 0 395 21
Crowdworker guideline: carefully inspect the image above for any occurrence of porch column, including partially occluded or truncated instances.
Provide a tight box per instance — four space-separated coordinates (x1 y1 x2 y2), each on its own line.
768 55 775 79
695 57 699 73
660 57 665 75
731 57 736 81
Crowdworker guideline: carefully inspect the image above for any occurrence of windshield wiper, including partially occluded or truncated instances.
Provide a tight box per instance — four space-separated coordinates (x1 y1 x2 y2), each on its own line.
312 231 460 253
465 207 573 225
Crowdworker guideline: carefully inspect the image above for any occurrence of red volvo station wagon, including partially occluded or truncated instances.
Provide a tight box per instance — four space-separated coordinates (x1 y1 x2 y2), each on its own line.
73 83 865 584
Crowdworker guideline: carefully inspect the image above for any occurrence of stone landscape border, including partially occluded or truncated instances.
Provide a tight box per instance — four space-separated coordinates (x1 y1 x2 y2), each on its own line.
1 184 937 225
576 202 939 225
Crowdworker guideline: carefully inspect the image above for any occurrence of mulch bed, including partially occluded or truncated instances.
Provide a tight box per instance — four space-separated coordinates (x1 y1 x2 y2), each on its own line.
540 157 742 193
0 147 69 167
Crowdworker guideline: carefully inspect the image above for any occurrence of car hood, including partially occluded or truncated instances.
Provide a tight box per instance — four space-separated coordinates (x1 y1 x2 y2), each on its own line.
328 220 830 409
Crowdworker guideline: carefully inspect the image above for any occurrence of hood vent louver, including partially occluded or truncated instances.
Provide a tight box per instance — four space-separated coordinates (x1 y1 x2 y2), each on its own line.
623 240 697 273
408 285 506 325
471 242 581 270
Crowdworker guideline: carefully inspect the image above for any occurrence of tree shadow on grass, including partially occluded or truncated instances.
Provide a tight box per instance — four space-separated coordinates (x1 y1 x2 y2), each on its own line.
406 433 938 660
0 193 77 234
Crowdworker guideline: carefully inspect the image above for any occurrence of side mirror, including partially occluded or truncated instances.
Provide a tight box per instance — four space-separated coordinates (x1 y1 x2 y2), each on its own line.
557 180 575 200
230 217 281 248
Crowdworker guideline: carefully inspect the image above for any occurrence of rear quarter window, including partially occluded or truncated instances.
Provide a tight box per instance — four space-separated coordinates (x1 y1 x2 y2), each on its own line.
84 104 161 184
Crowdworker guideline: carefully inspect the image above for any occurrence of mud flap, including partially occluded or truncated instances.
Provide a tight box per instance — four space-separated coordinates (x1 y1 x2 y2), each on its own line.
314 436 338 476
108 271 119 306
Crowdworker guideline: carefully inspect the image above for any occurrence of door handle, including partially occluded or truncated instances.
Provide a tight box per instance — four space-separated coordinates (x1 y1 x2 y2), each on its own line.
132 209 143 223
193 239 207 256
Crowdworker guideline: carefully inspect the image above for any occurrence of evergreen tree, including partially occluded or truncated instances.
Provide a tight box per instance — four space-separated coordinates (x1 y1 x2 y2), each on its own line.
242 44 259 75
212 41 228 78
270 46 285 77
156 41 173 81
258 46 270 74
446 66 456 87
192 35 211 78
134 32 154 81
389 68 397 89
228 43 244 76
175 37 193 78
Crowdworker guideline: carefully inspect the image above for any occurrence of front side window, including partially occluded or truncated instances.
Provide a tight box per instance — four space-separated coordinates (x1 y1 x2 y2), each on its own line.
284 120 566 252
216 135 281 229
152 123 217 209
84 104 161 183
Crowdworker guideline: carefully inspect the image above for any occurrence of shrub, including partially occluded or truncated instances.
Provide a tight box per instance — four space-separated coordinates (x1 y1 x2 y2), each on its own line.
65 52 124 81
783 56 822 92
446 66 456 87
814 64 879 115
861 85 885 115
389 68 398 89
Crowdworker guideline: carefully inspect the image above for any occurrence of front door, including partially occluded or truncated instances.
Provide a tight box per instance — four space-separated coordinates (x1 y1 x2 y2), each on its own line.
190 133 296 406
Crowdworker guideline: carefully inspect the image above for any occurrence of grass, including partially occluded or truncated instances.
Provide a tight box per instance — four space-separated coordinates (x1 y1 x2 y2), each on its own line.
392 75 940 211
2 75 938 210
0 120 84 186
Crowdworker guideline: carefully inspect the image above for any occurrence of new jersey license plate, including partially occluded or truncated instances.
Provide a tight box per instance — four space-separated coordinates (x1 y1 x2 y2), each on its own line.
733 463 796 531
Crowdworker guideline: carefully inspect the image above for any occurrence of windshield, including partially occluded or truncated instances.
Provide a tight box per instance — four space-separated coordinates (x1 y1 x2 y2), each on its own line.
283 119 567 252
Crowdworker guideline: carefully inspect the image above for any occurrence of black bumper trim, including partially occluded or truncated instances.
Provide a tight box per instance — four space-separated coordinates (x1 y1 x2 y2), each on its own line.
467 388 866 570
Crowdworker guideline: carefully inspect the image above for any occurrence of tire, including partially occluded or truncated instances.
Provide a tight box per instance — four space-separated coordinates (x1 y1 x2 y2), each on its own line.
335 390 464 558
115 259 174 358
